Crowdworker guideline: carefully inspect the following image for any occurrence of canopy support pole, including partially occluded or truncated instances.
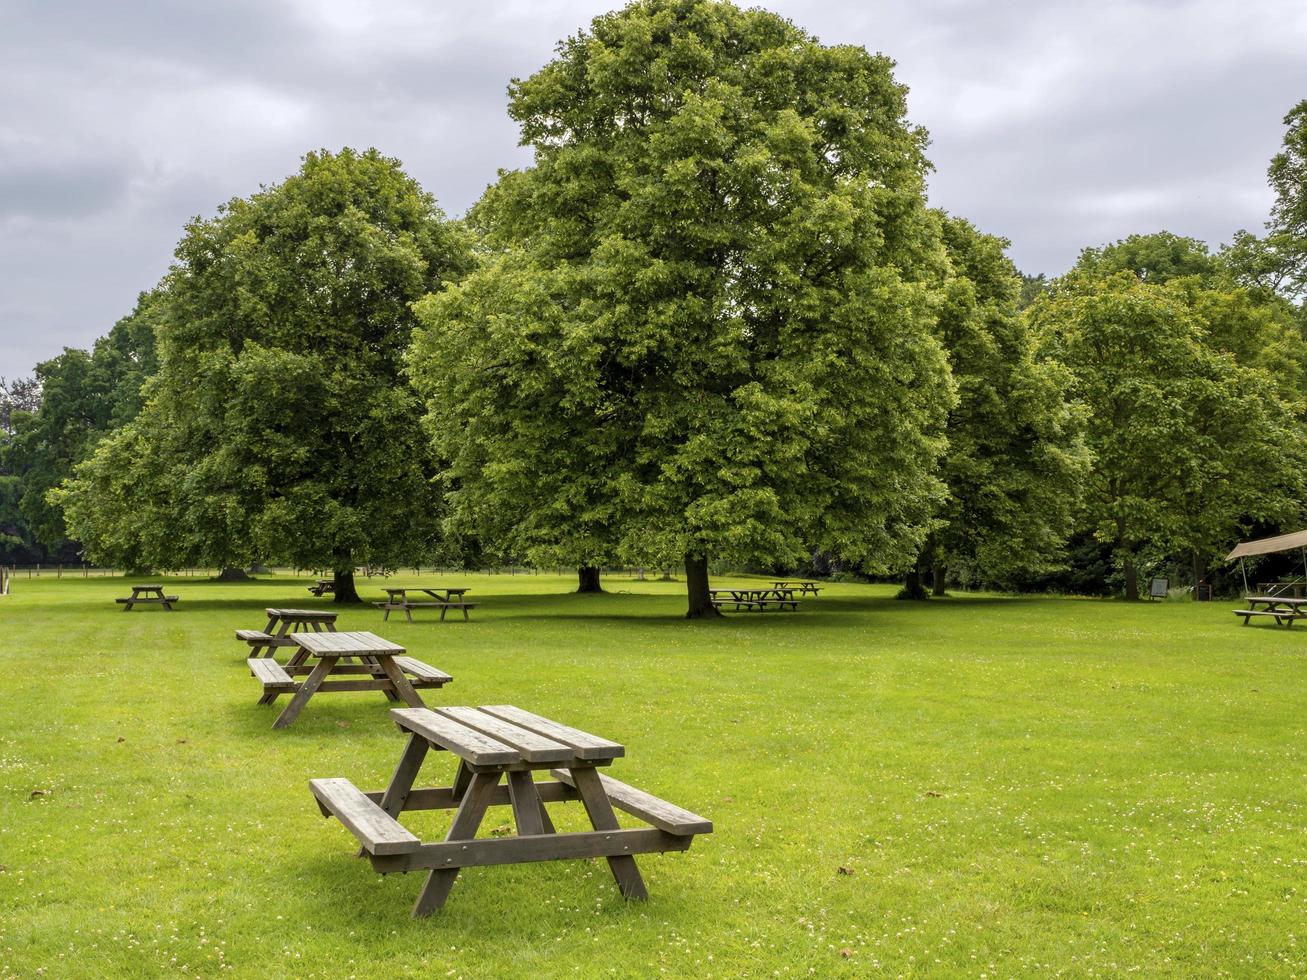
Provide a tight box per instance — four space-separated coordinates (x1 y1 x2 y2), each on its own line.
1240 558 1249 597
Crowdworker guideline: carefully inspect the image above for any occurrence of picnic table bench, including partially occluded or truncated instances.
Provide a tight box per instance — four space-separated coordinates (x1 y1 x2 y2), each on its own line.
307 579 335 597
1234 595 1307 627
115 585 179 611
375 587 475 623
709 587 800 612
236 607 339 658
310 704 711 917
249 630 451 728
771 580 823 596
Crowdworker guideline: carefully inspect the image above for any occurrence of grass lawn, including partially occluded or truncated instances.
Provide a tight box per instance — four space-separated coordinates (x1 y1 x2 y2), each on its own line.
1 572 1304 977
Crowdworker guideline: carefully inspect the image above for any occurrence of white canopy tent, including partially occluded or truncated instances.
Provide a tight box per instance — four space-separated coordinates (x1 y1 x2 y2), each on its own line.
1224 530 1307 595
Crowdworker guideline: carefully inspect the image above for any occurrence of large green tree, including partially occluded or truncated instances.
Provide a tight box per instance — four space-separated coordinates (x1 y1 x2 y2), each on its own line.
2 296 158 554
1029 271 1304 599
1224 100 1307 302
410 0 954 616
914 216 1088 597
60 149 470 600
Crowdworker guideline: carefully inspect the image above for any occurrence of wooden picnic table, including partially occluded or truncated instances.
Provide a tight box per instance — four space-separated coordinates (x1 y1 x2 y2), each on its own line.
237 607 339 658
376 586 475 623
248 630 451 729
1234 595 1307 627
307 579 335 597
115 585 179 611
310 704 711 917
771 580 823 596
708 587 800 611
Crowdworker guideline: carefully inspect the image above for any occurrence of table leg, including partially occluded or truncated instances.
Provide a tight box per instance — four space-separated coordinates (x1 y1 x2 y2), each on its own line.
450 761 472 803
273 658 333 728
364 655 401 702
357 734 430 857
412 771 501 917
506 771 555 835
377 656 425 708
569 767 648 900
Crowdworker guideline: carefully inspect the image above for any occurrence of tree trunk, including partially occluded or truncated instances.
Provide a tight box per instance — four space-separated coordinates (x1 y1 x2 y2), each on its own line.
1191 551 1204 599
932 561 947 597
899 565 928 600
684 554 721 619
216 566 250 582
577 566 604 593
333 564 362 604
1123 555 1139 601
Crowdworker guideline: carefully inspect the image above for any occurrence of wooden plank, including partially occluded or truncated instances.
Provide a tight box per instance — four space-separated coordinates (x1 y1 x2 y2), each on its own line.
569 765 648 899
266 608 340 620
308 778 421 855
435 707 573 762
412 771 501 916
390 708 522 766
393 656 453 685
362 780 579 811
372 827 691 873
236 629 275 642
477 705 624 760
248 657 294 688
292 630 405 657
550 769 712 835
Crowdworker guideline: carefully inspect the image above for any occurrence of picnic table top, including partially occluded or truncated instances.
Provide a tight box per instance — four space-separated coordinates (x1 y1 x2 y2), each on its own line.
771 579 817 585
129 584 166 592
1245 595 1307 605
709 586 794 595
266 607 340 619
391 705 625 766
382 586 469 596
290 630 405 657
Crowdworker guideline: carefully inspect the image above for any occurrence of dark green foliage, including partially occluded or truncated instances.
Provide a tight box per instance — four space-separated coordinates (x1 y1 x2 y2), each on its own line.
411 0 954 615
60 149 470 591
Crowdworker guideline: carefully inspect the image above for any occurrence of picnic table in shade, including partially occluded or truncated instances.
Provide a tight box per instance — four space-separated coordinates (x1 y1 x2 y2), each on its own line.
375 586 475 623
115 585 179 611
709 587 800 612
771 580 823 596
310 704 711 917
1233 595 1307 627
236 607 339 658
248 630 451 729
307 579 335 597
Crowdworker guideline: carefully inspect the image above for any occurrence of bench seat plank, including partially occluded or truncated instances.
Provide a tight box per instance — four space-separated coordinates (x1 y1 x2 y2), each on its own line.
479 705 623 760
390 707 522 766
248 657 294 688
392 656 453 685
236 629 275 642
550 769 712 835
309 778 421 855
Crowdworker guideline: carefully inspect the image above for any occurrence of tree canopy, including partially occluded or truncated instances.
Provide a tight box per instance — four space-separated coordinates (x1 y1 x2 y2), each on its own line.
60 148 470 598
918 215 1088 596
1028 270 1305 598
410 0 954 615
1 294 158 555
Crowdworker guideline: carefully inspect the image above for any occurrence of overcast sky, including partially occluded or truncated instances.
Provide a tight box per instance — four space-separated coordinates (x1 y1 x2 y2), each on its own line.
2 0 1305 378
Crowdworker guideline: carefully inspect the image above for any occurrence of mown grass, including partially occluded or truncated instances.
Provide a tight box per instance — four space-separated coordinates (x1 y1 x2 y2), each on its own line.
0 572 1304 977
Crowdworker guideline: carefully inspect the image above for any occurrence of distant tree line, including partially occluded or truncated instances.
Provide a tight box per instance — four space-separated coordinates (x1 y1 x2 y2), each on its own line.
2 0 1305 610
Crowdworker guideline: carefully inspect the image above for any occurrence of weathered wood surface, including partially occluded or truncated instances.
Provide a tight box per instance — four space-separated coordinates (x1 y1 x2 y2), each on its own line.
371 828 691 874
265 608 340 621
435 707 575 763
290 630 405 657
248 657 294 689
1234 608 1305 627
391 708 522 766
309 778 421 855
550 769 713 835
478 705 624 760
392 656 453 685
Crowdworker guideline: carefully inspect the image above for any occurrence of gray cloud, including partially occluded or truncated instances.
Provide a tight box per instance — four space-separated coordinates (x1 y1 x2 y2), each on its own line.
2 0 1305 376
